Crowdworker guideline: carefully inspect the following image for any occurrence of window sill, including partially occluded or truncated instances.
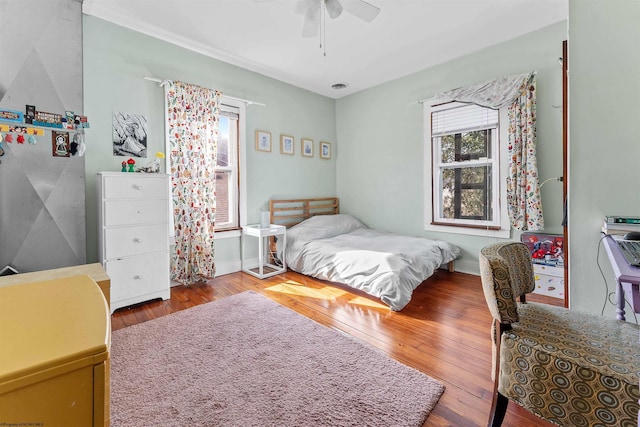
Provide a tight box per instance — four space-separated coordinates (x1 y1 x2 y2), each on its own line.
214 229 241 239
424 222 510 238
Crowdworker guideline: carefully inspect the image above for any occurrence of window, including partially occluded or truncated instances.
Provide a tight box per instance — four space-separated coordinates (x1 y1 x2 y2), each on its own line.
425 101 509 237
215 101 243 231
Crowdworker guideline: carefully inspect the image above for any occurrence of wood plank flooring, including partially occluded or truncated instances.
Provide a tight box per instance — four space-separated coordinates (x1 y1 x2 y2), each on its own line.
111 269 561 427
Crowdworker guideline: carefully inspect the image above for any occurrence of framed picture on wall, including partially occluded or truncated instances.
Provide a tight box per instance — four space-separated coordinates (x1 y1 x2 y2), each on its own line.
320 141 331 159
280 134 294 155
112 112 148 158
256 130 271 152
52 131 70 157
301 138 313 157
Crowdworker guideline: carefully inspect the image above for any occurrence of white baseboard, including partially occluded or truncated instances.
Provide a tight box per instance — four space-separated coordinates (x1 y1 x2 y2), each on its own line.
169 258 258 286
215 257 259 277
452 258 480 276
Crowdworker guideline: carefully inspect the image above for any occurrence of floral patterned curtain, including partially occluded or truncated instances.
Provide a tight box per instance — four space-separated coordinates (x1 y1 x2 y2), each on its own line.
434 72 543 230
166 81 221 285
507 76 543 230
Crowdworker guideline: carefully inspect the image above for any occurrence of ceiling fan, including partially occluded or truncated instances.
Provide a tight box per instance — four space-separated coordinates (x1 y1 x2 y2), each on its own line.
295 0 381 37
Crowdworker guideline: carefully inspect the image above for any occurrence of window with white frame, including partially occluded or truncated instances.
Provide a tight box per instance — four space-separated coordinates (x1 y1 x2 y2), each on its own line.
429 101 502 230
215 103 240 231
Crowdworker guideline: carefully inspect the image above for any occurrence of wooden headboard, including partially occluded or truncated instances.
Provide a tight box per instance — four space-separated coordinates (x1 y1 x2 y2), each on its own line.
269 198 339 228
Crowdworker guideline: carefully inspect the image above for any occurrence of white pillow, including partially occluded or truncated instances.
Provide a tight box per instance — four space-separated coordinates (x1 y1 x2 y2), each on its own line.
290 214 367 241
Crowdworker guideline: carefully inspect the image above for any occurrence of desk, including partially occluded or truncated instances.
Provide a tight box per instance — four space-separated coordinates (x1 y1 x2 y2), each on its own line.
601 234 640 427
602 234 640 321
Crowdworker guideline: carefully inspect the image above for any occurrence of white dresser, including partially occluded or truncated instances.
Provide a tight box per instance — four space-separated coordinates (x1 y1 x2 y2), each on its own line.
97 172 171 313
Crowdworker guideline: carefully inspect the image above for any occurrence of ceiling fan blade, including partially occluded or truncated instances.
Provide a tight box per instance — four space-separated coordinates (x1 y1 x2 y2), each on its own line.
295 0 314 15
325 0 344 19
342 0 380 22
301 4 320 37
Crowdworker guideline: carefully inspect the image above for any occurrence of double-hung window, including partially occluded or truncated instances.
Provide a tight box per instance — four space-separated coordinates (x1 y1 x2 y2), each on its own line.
214 102 241 231
426 101 507 235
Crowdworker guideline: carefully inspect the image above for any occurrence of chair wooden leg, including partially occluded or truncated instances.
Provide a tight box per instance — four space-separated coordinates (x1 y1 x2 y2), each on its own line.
488 319 511 427
488 391 508 427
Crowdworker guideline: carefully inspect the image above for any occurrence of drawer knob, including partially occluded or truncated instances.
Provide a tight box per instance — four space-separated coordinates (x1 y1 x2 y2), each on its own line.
133 238 143 243
133 184 143 190
133 275 143 280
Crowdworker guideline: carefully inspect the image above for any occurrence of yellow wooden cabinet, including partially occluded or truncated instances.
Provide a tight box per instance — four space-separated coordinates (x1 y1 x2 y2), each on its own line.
0 263 110 305
0 275 110 426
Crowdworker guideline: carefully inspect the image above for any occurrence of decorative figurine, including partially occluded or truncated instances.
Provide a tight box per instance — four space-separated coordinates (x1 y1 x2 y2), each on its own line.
138 151 165 173
153 151 165 173
121 161 127 172
127 158 136 172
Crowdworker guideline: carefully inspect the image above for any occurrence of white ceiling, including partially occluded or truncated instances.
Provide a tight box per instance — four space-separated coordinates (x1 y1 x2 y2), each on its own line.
81 0 568 99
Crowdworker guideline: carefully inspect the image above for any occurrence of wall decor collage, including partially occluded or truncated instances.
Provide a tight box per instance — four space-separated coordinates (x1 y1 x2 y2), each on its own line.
0 107 89 161
255 130 331 159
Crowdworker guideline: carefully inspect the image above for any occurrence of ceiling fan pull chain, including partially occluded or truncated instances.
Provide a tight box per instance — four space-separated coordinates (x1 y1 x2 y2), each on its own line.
322 0 327 56
320 0 324 53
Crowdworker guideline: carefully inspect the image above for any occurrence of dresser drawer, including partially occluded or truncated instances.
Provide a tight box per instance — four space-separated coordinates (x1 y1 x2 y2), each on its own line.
533 264 563 278
104 199 168 227
104 223 168 259
106 252 170 303
103 175 168 200
532 264 564 298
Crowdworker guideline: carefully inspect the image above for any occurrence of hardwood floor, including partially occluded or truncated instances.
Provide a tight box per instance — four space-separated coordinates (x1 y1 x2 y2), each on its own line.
111 269 561 427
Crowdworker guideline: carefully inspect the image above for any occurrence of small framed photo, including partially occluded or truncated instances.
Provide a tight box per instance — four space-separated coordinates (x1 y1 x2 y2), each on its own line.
256 130 271 152
280 134 294 155
301 138 314 157
320 141 331 159
52 131 70 157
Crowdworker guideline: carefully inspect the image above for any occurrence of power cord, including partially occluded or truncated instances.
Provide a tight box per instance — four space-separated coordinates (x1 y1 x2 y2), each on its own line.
270 249 283 267
269 236 283 268
597 234 611 315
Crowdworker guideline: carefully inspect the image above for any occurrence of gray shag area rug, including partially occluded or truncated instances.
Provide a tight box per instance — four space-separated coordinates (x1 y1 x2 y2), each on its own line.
110 291 445 426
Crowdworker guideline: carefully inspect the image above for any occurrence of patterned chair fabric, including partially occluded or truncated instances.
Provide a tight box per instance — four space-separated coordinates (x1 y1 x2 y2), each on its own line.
480 241 640 427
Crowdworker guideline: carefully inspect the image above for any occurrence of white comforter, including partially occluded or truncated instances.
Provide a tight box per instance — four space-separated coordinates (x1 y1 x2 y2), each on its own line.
277 214 460 311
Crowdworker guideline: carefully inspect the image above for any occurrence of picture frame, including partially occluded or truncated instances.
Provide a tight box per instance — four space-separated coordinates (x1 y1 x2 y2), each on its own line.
280 134 294 155
301 138 314 157
256 130 271 152
52 131 70 157
113 111 148 158
320 141 331 159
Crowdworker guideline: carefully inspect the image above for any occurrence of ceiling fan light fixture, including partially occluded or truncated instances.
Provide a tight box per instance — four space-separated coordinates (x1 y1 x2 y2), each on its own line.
298 0 380 38
331 83 348 90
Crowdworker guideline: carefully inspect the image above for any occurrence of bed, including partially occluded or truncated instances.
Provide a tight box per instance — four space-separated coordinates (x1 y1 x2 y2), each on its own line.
270 198 460 311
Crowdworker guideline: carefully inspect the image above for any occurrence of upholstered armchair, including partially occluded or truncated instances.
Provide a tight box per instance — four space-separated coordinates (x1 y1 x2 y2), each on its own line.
479 241 640 427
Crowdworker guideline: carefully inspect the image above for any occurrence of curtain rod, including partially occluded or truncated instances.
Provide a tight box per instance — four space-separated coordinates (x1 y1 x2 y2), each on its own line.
143 76 266 107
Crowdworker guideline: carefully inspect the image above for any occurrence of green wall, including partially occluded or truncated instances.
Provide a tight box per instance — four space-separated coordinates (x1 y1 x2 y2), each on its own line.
335 21 567 274
83 16 336 271
568 0 640 316
84 3 640 318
